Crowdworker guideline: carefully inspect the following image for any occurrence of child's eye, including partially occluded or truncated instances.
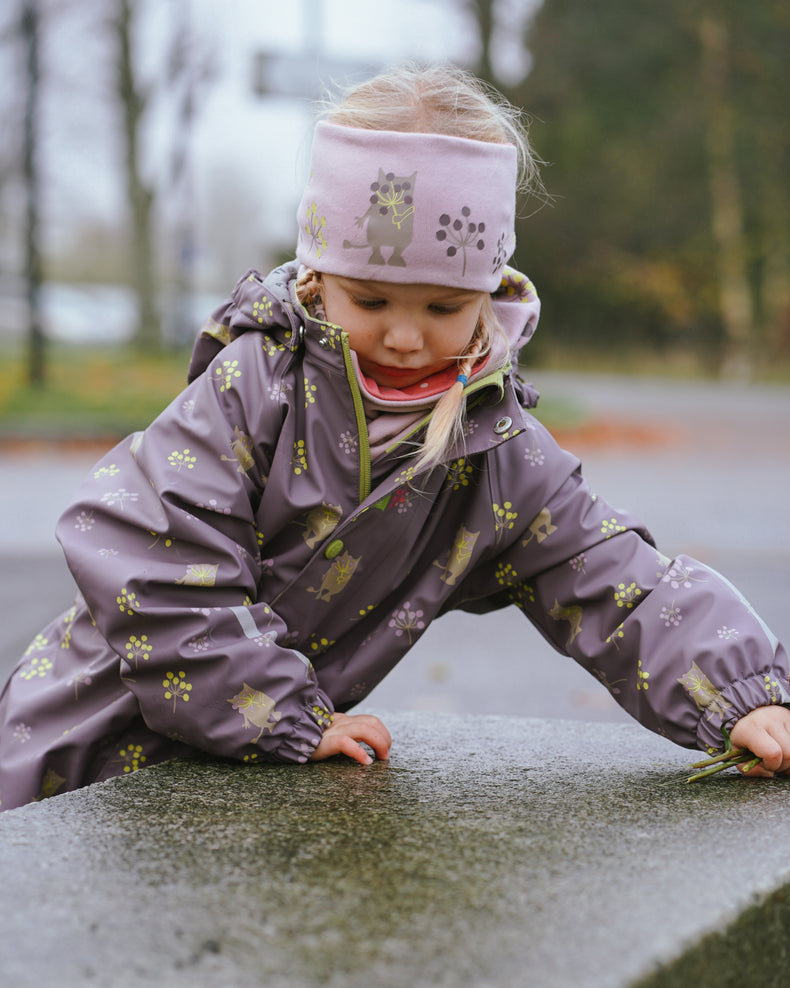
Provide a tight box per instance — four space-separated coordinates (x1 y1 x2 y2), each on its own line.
429 304 463 316
351 296 385 310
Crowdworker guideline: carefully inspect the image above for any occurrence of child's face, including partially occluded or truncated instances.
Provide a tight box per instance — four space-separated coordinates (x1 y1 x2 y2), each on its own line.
321 274 485 389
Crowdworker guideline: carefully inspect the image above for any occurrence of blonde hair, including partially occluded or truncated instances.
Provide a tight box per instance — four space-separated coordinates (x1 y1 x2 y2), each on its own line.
320 63 542 201
300 64 542 473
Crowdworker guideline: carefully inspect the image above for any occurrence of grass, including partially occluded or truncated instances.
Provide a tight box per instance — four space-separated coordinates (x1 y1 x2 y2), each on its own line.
0 344 192 439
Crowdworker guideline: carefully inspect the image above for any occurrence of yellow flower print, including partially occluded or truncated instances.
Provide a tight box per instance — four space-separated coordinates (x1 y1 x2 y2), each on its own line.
93 464 120 479
253 297 272 323
495 562 517 587
602 518 627 539
163 671 192 712
764 674 782 702
147 530 174 550
446 458 474 491
24 634 48 656
493 501 518 540
36 768 66 801
312 704 333 728
508 582 535 611
19 656 53 680
292 439 307 475
304 377 318 407
117 744 147 774
614 582 643 609
309 636 335 655
499 268 536 302
606 624 625 650
305 202 328 257
637 659 650 691
263 337 286 357
168 449 197 471
126 634 153 667
117 587 139 616
214 359 242 393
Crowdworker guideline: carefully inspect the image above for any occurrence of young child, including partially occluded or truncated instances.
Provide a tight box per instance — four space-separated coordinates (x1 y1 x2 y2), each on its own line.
1 65 788 811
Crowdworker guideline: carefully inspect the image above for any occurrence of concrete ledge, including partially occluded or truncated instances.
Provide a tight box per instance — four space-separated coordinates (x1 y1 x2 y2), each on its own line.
0 712 788 987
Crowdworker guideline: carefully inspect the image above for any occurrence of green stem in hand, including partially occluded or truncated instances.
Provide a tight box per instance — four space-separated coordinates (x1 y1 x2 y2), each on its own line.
685 725 760 783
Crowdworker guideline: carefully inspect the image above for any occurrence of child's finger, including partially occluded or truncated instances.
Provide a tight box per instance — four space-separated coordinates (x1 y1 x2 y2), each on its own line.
339 714 391 759
359 721 392 760
732 728 782 776
751 738 782 775
738 759 775 778
731 708 790 774
336 735 374 765
354 714 392 750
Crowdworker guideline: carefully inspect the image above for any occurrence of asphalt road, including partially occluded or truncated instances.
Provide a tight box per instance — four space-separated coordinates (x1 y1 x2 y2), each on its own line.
2 371 788 726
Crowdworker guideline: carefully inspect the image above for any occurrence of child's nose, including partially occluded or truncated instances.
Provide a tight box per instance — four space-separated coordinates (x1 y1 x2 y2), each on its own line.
383 320 422 352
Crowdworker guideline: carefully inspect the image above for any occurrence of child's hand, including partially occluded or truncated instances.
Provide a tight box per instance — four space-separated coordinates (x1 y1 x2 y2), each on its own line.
730 705 790 778
309 712 391 766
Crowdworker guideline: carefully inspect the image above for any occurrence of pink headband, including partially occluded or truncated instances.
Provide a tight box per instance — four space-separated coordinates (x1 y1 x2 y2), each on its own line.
296 121 517 292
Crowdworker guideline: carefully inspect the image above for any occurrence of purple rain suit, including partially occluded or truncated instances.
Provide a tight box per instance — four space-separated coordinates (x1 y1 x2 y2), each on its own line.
1 262 788 810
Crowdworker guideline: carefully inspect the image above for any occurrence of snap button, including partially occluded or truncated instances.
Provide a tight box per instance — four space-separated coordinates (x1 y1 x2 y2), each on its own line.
493 416 512 434
324 539 344 559
297 324 305 345
318 336 330 348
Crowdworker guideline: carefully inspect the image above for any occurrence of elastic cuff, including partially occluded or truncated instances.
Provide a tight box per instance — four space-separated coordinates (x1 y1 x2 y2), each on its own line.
695 670 790 752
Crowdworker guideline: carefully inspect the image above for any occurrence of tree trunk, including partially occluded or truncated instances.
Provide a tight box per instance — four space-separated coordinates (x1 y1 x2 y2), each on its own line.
116 0 159 349
699 10 755 378
760 156 790 360
22 0 45 386
465 0 497 85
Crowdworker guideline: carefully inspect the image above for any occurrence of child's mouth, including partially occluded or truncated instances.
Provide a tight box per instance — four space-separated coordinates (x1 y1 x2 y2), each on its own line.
368 363 423 380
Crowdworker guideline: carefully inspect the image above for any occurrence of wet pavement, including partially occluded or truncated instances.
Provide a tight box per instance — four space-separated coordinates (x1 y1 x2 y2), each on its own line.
1 712 788 988
2 370 789 721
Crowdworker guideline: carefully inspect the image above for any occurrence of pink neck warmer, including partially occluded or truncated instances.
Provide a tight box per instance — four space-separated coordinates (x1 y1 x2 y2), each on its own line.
296 122 517 292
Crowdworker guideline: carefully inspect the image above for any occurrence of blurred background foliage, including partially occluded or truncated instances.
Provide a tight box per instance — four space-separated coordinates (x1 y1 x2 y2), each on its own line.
500 0 790 377
2 0 789 435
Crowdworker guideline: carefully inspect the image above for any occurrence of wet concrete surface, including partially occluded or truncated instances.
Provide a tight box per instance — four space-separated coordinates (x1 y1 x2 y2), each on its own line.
0 712 788 988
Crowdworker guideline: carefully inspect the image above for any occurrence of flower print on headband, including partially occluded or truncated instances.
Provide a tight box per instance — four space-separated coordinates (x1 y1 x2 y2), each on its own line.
436 207 486 278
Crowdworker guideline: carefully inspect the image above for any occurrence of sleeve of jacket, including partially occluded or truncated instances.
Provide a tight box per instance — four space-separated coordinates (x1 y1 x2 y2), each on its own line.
465 418 790 753
56 333 333 764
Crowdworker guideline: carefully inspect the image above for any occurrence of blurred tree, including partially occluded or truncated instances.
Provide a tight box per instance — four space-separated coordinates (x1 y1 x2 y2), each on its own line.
114 0 158 350
2 1 46 384
698 8 753 377
21 0 45 385
1 0 217 366
164 1 215 344
461 0 790 374
112 0 215 349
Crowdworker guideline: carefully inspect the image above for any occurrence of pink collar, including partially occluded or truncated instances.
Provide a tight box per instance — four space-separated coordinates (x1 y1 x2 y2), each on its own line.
358 354 491 405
